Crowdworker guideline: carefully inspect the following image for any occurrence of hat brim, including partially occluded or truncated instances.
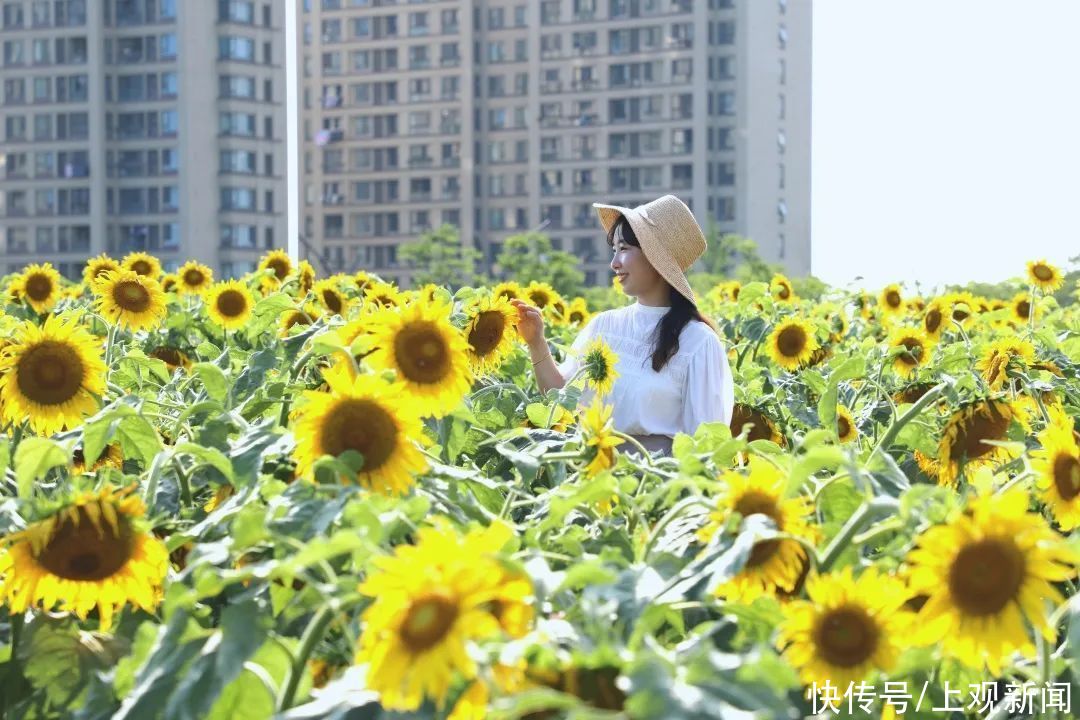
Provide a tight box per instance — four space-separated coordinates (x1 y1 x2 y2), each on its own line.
592 202 698 306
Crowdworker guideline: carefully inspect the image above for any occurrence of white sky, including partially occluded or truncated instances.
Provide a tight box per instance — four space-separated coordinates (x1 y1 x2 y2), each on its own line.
811 0 1080 293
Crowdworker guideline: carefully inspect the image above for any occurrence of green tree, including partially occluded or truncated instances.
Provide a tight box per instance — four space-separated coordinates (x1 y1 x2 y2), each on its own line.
695 227 778 282
494 232 585 297
398 224 485 290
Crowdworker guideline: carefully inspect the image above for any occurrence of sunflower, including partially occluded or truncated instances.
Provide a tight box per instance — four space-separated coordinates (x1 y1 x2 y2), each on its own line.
353 269 372 291
72 444 124 474
770 274 795 303
19 263 63 314
292 363 429 494
279 308 316 337
766 318 819 371
160 274 178 294
257 249 293 290
83 254 121 287
206 280 255 330
0 313 108 436
1032 409 1080 531
976 338 1035 391
1026 259 1064 292
778 567 912 688
296 260 317 296
905 489 1079 674
943 291 976 326
148 346 192 372
464 295 518 374
580 338 619 397
566 297 592 326
491 280 522 303
887 328 930 378
0 485 169 630
524 281 559 311
698 457 817 602
355 521 532 710
730 404 785 445
935 398 1024 487
920 298 951 340
612 274 624 294
366 299 474 418
93 269 167 331
314 278 349 317
579 398 623 478
548 298 569 326
121 251 161 279
878 284 904 316
364 280 405 309
1010 292 1036 324
176 261 213 296
835 405 858 443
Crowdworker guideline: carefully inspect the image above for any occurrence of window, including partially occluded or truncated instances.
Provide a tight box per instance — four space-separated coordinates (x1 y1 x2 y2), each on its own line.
672 163 692 189
218 35 255 61
160 33 177 59
440 8 458 33
161 110 178 135
219 111 256 136
221 187 256 211
408 45 429 69
219 0 254 23
220 75 255 98
221 149 256 173
408 11 428 35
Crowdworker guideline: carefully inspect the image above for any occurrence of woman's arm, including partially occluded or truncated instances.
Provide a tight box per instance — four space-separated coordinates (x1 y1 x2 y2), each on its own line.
528 340 567 394
512 298 568 394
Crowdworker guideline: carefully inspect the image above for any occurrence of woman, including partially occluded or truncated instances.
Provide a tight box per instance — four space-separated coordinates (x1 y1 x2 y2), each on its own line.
512 194 735 458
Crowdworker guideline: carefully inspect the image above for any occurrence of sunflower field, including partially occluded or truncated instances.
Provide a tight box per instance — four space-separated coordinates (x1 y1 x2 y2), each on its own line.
0 253 1079 719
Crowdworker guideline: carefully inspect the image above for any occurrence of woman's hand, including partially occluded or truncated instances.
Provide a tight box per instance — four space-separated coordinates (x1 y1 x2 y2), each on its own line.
510 299 545 348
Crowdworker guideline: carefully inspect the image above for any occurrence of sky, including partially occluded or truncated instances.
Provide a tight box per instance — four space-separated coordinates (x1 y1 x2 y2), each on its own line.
811 0 1080 292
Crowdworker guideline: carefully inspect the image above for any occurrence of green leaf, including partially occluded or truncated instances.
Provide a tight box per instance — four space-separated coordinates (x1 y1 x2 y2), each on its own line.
194 363 229 405
206 639 297 720
174 442 234 483
116 414 164 466
18 618 128 707
786 445 846 496
247 293 296 338
817 356 865 432
14 437 68 498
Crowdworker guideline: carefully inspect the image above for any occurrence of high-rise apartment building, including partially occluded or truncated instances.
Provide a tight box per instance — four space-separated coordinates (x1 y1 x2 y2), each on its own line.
298 0 810 287
0 0 288 279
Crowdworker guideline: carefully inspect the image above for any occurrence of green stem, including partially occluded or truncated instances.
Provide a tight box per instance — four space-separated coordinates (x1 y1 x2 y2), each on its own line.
868 382 946 462
172 457 193 507
276 604 338 712
612 431 656 469
816 497 899 573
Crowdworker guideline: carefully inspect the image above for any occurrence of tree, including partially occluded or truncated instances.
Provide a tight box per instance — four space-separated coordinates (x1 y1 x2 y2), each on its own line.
398 224 485 290
695 226 778 282
494 232 585 297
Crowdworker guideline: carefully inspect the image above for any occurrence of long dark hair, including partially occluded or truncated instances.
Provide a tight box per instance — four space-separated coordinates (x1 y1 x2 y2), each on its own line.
607 216 718 372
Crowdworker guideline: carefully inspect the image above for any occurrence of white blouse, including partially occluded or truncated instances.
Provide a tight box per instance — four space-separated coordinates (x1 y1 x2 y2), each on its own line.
556 301 735 440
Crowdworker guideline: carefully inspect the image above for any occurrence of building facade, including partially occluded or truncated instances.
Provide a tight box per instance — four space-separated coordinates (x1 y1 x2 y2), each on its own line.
0 0 288 279
298 0 810 286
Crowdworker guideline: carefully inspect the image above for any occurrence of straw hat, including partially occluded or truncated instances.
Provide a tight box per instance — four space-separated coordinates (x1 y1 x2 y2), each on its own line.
593 194 707 306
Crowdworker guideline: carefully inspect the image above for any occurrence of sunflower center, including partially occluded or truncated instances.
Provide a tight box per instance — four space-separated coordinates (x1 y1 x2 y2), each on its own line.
885 290 901 308
393 323 450 384
16 341 86 406
322 289 343 314
468 311 506 357
734 490 783 567
731 406 774 443
925 309 942 334
36 504 134 581
777 285 791 300
949 403 1010 462
284 311 313 331
24 274 53 301
150 346 184 367
776 325 807 358
1033 265 1054 281
216 289 247 318
92 265 115 281
948 537 1025 616
529 292 549 309
569 311 585 323
400 592 459 652
953 306 970 322
896 338 923 366
1016 300 1031 318
184 269 205 286
320 398 397 471
837 415 852 439
1053 454 1080 501
113 280 151 312
267 258 289 280
814 605 879 668
130 260 153 276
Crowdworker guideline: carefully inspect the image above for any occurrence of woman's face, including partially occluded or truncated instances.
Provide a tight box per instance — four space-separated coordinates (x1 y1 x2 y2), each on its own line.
610 230 664 298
